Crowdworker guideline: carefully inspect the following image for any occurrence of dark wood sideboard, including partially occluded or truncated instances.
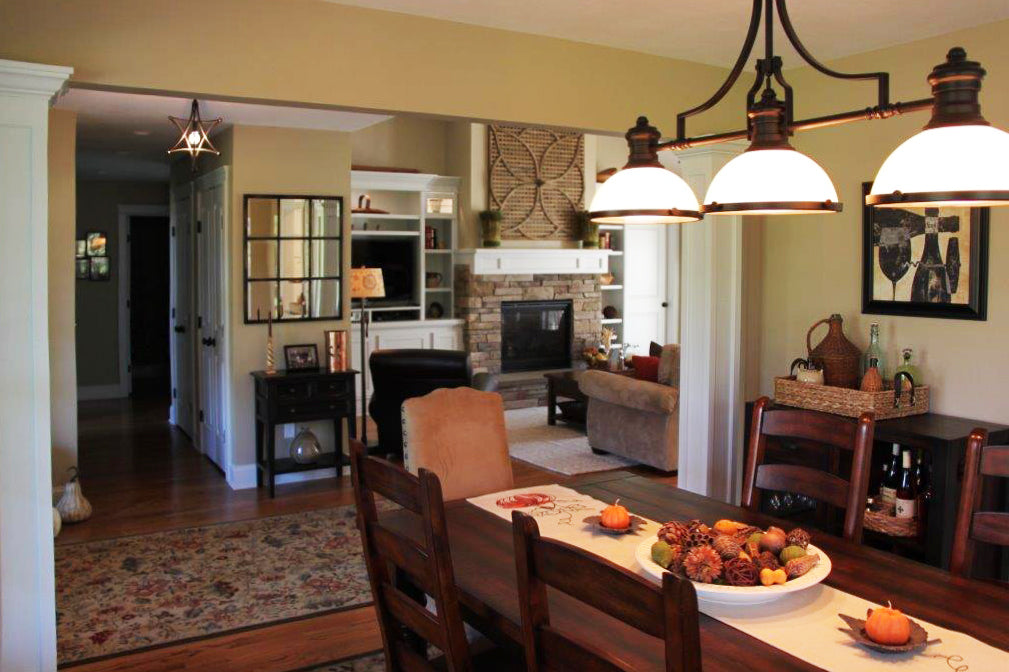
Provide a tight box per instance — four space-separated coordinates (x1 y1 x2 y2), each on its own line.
252 369 357 497
744 399 1009 570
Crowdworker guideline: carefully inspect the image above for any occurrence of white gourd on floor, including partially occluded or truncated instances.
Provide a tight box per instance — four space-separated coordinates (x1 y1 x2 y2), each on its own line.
56 467 92 523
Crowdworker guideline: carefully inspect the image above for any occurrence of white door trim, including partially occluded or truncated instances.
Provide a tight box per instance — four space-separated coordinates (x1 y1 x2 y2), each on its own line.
0 57 72 672
117 204 170 399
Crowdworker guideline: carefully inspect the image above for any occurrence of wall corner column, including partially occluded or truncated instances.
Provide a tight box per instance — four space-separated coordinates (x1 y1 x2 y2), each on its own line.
675 142 747 503
0 58 72 671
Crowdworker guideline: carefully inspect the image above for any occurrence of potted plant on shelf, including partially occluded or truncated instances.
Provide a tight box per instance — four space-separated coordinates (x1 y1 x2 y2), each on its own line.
577 210 598 248
479 209 503 247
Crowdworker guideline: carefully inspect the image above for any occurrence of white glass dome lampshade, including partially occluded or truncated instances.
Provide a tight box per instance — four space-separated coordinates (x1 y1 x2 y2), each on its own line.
589 166 702 224
703 148 841 215
868 124 1009 208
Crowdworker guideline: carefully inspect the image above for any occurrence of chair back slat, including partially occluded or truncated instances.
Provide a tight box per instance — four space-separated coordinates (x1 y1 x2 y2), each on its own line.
539 627 631 672
754 464 850 509
980 446 1009 477
761 408 861 451
742 397 874 542
971 512 1009 547
513 511 701 672
350 439 472 672
532 538 664 638
951 433 1009 579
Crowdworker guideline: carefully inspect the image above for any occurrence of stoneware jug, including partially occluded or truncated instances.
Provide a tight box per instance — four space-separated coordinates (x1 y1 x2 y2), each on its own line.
807 314 861 389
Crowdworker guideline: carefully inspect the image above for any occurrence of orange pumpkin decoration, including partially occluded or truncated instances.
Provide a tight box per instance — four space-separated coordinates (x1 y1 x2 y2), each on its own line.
600 500 631 529
864 603 911 645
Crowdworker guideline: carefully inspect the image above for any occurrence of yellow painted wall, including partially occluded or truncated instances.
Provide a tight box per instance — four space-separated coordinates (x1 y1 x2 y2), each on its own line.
351 117 450 174
223 125 353 469
75 180 169 387
0 0 733 136
753 20 1009 421
48 109 77 481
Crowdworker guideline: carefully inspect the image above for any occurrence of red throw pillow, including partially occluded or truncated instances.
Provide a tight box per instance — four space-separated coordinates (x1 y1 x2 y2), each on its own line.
631 356 660 382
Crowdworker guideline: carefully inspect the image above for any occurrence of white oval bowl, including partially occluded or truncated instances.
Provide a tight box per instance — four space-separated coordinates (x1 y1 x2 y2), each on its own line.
635 539 832 606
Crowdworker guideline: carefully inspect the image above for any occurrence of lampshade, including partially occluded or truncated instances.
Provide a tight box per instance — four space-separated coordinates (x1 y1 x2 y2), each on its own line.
867 124 1009 208
589 166 701 224
350 267 385 299
703 148 841 215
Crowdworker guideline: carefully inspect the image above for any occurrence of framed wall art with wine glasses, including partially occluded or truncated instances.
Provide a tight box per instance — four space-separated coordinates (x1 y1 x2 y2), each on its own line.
862 182 989 320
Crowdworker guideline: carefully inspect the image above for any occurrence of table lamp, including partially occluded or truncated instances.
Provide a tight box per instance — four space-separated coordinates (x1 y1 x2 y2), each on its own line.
350 267 385 448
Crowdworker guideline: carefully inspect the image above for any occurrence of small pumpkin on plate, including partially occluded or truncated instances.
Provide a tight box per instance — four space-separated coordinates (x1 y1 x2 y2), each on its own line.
600 499 631 530
865 603 911 646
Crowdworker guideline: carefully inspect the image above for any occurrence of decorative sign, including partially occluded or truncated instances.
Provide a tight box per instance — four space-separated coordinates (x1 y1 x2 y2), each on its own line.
488 124 584 240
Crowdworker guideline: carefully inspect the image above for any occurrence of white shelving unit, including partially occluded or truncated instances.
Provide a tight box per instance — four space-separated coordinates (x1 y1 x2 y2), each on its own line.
598 224 626 348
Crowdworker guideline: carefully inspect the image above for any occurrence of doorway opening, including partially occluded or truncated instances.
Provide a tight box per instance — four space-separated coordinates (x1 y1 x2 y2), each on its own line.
125 212 171 398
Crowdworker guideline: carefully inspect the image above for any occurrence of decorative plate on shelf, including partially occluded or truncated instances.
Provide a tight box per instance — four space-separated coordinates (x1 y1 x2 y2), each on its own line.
634 539 832 605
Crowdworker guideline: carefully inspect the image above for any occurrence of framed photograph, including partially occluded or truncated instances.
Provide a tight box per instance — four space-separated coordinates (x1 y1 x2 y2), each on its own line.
284 343 319 371
76 259 90 279
89 256 110 281
862 182 989 320
76 240 87 258
86 231 107 257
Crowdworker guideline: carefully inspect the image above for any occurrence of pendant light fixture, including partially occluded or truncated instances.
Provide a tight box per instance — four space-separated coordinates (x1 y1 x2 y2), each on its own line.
867 48 1009 208
589 117 701 224
168 99 222 170
594 0 1008 223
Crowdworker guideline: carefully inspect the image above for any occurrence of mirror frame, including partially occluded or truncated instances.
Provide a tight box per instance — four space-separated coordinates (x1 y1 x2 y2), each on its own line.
243 194 344 324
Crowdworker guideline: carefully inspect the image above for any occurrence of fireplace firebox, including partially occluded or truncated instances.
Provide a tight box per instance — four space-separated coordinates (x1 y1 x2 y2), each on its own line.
501 300 573 373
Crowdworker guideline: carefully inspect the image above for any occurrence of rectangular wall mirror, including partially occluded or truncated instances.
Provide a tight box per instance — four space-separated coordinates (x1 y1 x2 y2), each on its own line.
244 195 344 323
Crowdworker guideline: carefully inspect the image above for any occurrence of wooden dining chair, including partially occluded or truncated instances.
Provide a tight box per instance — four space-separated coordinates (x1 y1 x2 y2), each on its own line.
742 396 875 543
950 428 1009 580
351 439 516 672
512 511 702 672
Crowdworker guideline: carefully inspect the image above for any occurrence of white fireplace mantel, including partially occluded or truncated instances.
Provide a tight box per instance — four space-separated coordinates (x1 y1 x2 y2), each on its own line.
457 248 610 276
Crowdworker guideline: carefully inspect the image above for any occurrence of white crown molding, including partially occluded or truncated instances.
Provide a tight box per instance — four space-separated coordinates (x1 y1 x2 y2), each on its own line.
0 59 73 100
457 248 610 276
351 170 461 192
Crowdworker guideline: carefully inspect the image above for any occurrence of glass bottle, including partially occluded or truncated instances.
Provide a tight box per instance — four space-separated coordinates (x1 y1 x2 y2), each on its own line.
895 348 922 387
913 449 933 503
879 443 901 510
895 450 917 519
862 323 887 378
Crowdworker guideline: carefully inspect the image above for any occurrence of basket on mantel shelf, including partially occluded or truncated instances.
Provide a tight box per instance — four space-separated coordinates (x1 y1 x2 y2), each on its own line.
774 376 929 420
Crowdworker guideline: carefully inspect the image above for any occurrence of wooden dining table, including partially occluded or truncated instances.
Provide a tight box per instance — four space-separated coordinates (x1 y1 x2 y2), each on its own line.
381 470 1009 670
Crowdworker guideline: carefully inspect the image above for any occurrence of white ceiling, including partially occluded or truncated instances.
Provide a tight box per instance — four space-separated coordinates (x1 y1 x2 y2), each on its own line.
324 0 1009 66
57 89 391 181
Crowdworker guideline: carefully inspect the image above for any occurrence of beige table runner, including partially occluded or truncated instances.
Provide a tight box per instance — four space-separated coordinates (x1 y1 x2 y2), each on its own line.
468 484 1009 671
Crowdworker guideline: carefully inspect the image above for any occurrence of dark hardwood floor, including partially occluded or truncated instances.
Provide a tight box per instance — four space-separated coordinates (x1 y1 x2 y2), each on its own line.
63 397 675 670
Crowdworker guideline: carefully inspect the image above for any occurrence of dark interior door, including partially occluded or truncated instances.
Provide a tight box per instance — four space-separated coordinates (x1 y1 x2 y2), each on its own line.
130 215 171 398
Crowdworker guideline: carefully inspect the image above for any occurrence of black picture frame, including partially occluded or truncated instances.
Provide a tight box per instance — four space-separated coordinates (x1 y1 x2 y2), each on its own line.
86 231 107 257
284 343 319 371
89 257 110 281
862 182 988 321
76 240 87 258
75 259 89 279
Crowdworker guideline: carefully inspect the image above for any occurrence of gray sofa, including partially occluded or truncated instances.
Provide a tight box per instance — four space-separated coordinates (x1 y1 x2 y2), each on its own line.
578 344 680 472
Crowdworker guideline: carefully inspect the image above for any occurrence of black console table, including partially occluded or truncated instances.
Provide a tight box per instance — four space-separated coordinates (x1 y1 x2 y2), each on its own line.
252 369 357 497
744 399 1009 569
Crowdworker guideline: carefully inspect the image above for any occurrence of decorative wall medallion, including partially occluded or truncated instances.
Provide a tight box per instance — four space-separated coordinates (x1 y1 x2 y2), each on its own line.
488 124 584 240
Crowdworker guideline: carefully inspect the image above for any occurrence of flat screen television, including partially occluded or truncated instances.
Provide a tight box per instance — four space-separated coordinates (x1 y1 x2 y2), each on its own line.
350 238 416 306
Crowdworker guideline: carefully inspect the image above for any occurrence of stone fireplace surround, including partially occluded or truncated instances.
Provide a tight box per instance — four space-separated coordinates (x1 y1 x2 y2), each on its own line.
455 266 602 407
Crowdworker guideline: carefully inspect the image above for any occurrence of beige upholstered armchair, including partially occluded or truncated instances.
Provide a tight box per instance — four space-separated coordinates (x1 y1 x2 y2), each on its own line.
578 344 680 472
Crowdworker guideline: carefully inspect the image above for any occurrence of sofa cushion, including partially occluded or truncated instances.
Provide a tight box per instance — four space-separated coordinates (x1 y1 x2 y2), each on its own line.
631 355 660 382
658 344 680 386
649 341 664 357
579 369 679 414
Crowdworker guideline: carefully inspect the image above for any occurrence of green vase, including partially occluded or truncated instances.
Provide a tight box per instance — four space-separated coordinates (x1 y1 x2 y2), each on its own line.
481 217 501 247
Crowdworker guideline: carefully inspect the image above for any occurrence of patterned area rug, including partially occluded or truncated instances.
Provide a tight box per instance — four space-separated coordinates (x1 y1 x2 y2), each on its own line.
310 652 386 671
506 406 636 475
56 504 374 665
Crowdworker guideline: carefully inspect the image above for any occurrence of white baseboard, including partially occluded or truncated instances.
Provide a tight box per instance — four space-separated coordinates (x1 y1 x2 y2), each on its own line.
226 463 340 490
77 384 126 401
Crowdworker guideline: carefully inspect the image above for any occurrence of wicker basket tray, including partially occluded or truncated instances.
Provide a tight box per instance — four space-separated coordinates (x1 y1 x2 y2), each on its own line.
865 507 920 538
774 376 929 420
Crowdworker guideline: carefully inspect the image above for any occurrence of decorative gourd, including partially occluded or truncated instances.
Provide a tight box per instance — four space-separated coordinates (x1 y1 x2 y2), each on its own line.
600 499 630 529
56 467 92 523
864 603 911 645
53 508 62 538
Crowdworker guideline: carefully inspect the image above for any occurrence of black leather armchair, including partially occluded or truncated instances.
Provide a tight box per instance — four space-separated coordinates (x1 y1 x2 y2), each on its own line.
367 349 498 456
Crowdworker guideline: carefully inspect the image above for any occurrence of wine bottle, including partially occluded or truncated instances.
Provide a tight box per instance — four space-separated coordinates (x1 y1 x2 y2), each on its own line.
879 443 901 510
911 211 952 303
895 450 917 519
913 449 933 503
862 323 887 378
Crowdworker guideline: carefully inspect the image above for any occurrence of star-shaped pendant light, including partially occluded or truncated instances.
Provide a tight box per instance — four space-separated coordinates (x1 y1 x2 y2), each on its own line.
168 99 222 170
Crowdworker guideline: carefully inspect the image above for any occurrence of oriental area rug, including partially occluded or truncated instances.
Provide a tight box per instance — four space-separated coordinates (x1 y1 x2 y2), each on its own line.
55 504 374 665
